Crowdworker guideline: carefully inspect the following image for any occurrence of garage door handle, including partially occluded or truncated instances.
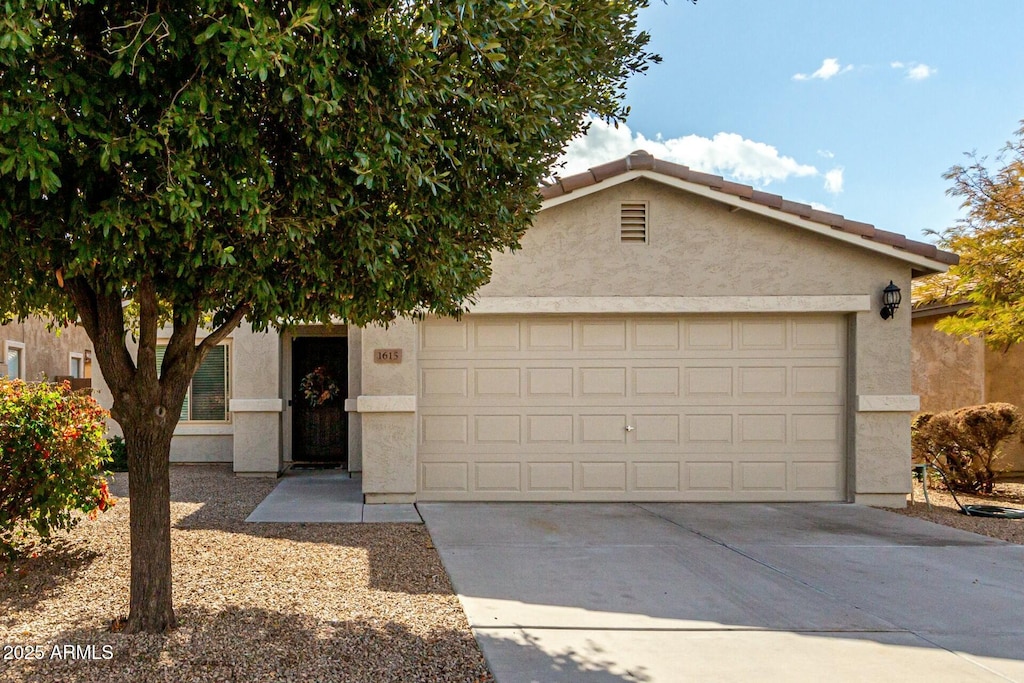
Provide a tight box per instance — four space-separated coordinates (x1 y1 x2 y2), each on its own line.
625 425 635 432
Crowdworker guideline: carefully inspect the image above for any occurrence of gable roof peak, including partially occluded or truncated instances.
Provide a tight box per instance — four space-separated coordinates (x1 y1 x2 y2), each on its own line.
540 151 958 272
626 149 655 170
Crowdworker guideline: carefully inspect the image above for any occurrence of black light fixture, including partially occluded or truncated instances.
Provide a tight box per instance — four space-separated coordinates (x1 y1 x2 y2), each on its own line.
880 281 902 320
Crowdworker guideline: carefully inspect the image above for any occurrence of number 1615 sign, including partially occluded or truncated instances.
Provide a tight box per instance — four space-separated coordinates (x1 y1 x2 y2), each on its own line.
373 349 402 363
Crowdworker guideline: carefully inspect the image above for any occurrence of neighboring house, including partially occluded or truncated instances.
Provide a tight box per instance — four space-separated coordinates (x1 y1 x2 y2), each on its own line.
911 300 1024 477
1 317 96 390
97 151 958 506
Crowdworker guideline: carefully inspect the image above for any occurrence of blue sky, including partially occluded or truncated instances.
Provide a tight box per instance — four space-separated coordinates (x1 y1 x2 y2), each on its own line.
559 1 1024 244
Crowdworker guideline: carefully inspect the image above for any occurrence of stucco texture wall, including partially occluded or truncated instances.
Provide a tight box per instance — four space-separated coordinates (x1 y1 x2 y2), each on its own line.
468 178 920 503
911 315 984 413
0 319 93 382
911 313 1024 476
481 179 911 300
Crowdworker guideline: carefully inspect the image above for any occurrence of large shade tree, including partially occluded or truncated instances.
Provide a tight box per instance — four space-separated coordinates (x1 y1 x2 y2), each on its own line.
0 1 660 632
915 121 1024 349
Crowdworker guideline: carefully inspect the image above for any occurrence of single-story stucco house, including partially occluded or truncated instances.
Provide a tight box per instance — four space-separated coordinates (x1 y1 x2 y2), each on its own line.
96 150 958 507
912 300 1024 477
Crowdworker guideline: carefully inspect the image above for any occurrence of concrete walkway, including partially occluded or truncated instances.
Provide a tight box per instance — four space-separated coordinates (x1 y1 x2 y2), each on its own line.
245 469 421 523
420 502 1024 683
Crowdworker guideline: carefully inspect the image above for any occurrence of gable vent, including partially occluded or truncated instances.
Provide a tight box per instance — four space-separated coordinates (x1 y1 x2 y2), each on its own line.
620 201 648 243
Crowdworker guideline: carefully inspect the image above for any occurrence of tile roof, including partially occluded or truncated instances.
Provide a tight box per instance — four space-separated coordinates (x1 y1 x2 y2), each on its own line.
541 150 958 267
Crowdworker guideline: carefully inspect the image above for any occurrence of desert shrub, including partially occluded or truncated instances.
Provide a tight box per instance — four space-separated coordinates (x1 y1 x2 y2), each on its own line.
911 402 1022 493
107 435 128 472
0 379 114 560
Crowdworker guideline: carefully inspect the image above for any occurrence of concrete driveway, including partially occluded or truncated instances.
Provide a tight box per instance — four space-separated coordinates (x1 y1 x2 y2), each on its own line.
419 503 1024 683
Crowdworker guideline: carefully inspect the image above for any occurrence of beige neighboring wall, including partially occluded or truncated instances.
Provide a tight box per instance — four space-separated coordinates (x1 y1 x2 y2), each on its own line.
911 311 1024 476
911 313 984 412
0 318 94 382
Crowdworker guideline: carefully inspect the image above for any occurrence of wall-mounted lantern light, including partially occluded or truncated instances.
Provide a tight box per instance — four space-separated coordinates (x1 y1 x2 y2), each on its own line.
880 281 902 320
83 349 92 364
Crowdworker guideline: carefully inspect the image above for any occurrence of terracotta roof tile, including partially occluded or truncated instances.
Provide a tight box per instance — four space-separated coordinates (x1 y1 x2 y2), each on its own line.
625 149 655 171
808 209 845 228
749 190 784 209
871 229 908 250
544 150 958 267
779 199 814 218
589 158 629 182
558 171 597 194
840 220 875 238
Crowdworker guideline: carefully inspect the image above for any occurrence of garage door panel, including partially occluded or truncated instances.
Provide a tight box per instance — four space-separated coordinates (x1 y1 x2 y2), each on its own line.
685 320 734 350
634 320 681 350
685 461 735 491
579 367 628 396
634 462 682 491
474 462 522 492
418 315 846 502
580 320 628 350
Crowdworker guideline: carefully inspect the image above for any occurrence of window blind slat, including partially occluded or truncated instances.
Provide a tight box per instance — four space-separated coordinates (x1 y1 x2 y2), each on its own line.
156 344 229 422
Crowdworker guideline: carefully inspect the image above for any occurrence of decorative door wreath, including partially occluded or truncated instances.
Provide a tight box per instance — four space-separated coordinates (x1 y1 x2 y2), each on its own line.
300 366 340 407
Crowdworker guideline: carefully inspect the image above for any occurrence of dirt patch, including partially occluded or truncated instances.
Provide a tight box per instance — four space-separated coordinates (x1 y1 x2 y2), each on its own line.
888 481 1024 544
0 465 492 683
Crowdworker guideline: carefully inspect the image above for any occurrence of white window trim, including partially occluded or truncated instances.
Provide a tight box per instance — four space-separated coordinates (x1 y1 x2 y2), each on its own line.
4 340 25 380
157 339 232 424
69 351 85 378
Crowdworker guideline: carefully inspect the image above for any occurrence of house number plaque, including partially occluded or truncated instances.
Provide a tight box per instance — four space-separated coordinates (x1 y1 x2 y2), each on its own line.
373 348 403 364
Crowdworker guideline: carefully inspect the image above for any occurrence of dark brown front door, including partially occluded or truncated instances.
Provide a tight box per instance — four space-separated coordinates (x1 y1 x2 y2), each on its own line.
291 337 348 466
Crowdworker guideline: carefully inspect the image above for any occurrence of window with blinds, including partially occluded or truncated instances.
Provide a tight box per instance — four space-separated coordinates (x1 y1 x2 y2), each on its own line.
620 201 648 243
154 344 229 422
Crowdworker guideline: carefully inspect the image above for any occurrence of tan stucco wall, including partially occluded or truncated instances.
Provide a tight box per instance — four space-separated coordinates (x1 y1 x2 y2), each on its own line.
357 321 417 503
481 180 909 299
0 318 94 382
347 326 363 472
231 325 283 475
985 345 1024 475
911 314 985 412
351 178 924 504
910 314 1024 476
483 179 916 504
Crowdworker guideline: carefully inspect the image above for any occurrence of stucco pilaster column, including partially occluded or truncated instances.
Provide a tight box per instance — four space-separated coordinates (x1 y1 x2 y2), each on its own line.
352 320 418 503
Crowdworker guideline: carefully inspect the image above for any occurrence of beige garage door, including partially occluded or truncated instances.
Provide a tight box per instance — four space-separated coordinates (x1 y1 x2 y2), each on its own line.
417 315 846 502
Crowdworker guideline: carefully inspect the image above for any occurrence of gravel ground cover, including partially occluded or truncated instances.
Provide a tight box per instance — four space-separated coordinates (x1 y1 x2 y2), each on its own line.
0 465 492 683
889 480 1024 544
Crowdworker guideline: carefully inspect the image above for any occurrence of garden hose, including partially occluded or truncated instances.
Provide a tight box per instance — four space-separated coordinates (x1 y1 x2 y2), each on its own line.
920 463 1024 519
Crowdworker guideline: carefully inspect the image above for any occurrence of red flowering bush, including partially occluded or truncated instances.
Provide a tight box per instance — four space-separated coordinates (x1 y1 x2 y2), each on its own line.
0 379 114 560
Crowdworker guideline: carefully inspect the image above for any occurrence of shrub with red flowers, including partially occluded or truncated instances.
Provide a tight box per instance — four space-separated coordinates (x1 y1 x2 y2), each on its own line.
0 379 114 561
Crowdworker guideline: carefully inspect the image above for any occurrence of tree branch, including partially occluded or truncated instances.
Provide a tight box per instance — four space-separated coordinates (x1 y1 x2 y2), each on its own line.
196 303 251 368
136 278 160 385
66 276 137 397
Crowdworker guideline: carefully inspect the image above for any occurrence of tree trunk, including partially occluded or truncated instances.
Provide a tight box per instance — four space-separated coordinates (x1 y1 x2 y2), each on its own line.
123 421 177 633
63 277 249 634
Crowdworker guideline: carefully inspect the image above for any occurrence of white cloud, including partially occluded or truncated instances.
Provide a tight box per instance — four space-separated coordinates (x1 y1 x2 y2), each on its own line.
891 61 936 80
824 167 844 194
907 63 936 80
817 149 835 159
793 58 853 81
555 117 821 189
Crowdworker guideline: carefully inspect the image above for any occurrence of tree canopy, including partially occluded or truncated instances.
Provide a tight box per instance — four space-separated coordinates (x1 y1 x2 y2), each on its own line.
0 0 661 632
914 121 1024 349
1 1 657 332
